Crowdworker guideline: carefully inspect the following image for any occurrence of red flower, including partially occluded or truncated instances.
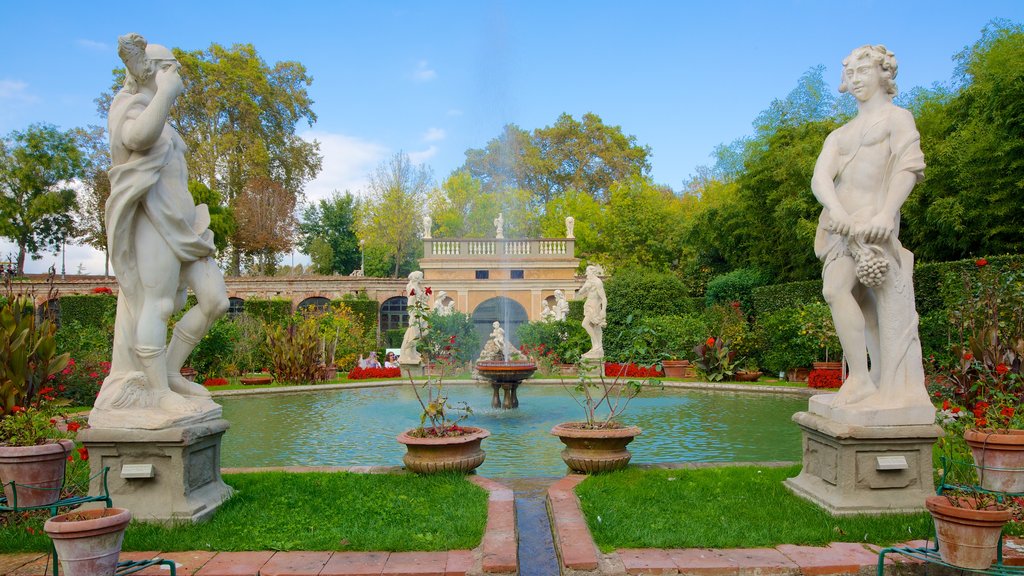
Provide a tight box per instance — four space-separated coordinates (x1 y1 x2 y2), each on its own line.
10 405 24 413
706 337 716 347
409 288 416 296
975 258 988 267
77 447 89 461
951 406 961 414
66 421 81 432
976 418 988 427
425 286 432 295
89 372 98 379
996 363 1009 375
449 335 456 344
91 286 113 294
1001 407 1015 418
942 400 951 410
963 352 973 361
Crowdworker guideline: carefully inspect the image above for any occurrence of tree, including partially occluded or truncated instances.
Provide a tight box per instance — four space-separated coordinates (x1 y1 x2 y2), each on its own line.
71 125 111 276
0 124 85 274
232 177 297 275
599 175 686 273
356 153 430 278
188 181 235 253
97 41 323 275
428 170 496 238
298 191 360 275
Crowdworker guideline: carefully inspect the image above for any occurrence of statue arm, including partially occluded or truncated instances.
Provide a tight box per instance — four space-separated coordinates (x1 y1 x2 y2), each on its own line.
121 68 182 152
811 132 853 236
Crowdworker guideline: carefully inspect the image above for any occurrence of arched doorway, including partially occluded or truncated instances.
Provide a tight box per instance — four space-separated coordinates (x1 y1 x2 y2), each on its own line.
380 296 409 345
297 296 330 312
471 297 528 355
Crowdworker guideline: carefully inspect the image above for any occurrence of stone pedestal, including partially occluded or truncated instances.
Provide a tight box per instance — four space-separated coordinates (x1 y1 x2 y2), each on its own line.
400 361 425 377
580 357 604 378
78 419 233 523
784 411 941 515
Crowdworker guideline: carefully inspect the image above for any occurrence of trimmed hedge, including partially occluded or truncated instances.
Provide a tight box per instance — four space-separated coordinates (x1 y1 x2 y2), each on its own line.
244 298 293 324
704 268 771 315
385 328 405 348
339 297 379 333
58 294 117 327
750 280 824 319
914 253 1024 315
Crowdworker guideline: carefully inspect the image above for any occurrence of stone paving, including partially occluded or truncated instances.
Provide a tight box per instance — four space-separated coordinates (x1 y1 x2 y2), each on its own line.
4 473 1023 575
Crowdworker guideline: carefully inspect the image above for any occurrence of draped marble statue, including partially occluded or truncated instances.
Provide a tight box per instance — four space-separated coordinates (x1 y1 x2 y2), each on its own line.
92 33 227 429
579 265 606 360
400 271 428 365
809 44 934 426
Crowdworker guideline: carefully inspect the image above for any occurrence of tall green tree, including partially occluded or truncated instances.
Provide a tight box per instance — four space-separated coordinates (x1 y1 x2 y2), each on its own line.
427 170 497 238
98 41 322 274
187 181 235 253
299 191 360 275
356 153 430 278
0 124 85 274
599 175 686 273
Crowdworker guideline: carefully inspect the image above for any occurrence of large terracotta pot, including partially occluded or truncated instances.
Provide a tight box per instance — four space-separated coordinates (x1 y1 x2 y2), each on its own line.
733 370 762 382
662 360 694 379
925 495 1011 570
550 423 641 474
44 507 131 576
963 429 1024 493
0 439 74 508
397 426 489 474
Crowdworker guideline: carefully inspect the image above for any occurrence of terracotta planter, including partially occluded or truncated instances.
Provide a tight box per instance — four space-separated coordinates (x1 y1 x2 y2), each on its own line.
733 370 762 382
786 367 810 382
662 360 694 379
964 429 1024 493
0 439 74 508
550 423 642 474
239 375 272 386
812 361 843 371
397 426 489 474
44 507 131 576
925 495 1011 570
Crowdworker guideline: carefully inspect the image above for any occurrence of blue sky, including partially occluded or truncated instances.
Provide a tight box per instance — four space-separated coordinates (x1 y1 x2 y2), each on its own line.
2 1 1023 273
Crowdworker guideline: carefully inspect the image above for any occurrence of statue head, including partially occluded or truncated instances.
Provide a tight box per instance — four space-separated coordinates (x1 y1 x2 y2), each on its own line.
839 45 898 97
118 33 179 95
554 289 564 299
408 271 423 282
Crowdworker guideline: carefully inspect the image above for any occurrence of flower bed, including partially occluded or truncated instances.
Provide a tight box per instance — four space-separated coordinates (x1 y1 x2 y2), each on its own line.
604 362 664 378
807 368 843 389
203 377 229 387
347 366 402 380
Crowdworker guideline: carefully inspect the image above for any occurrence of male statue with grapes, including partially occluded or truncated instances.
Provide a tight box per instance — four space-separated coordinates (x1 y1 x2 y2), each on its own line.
809 45 933 424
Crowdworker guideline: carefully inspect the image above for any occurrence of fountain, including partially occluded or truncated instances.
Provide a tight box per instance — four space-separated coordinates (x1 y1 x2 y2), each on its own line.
475 321 536 408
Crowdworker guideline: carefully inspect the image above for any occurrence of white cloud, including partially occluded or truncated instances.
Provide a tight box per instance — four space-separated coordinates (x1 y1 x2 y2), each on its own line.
299 130 389 203
413 60 437 82
408 145 438 165
0 79 35 102
77 39 111 52
421 127 446 142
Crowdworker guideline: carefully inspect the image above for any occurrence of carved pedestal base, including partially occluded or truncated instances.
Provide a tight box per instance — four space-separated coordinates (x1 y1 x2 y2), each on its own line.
784 411 941 515
78 419 233 523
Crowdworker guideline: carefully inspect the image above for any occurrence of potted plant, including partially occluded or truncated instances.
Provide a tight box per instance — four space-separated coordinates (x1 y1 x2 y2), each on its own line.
733 358 762 382
44 507 132 576
925 490 1011 570
0 292 73 508
397 286 489 474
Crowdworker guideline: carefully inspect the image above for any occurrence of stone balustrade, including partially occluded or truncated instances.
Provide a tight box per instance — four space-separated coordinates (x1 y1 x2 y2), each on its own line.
423 238 573 259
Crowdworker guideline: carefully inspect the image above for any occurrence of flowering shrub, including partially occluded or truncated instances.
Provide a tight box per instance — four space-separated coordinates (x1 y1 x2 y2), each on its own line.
90 286 113 294
347 366 402 380
604 362 663 378
521 343 561 375
203 377 229 387
807 368 843 389
52 358 109 408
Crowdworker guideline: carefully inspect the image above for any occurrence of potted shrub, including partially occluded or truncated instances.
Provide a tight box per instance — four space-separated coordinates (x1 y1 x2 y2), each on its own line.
734 358 762 382
397 286 488 474
0 293 73 508
925 490 1011 570
44 507 132 576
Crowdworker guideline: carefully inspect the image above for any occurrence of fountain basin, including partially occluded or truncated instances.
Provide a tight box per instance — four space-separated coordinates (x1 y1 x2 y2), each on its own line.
476 361 537 409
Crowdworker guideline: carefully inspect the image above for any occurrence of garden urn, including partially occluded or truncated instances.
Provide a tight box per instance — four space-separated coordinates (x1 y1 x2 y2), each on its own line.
0 439 74 508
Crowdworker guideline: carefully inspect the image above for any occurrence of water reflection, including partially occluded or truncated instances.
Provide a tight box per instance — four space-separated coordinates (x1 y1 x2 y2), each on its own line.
218 385 806 477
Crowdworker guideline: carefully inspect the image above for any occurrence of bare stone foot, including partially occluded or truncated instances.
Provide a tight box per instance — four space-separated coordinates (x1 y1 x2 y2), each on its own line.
157 389 202 413
830 375 877 407
168 373 212 398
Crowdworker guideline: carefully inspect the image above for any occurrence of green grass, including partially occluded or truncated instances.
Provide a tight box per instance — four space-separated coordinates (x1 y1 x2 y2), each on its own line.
1 472 487 553
576 465 934 552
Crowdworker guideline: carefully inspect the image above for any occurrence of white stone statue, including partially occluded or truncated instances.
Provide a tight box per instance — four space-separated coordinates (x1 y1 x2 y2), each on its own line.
809 45 933 426
494 212 504 239
579 265 606 360
552 289 570 321
565 216 575 239
432 290 454 316
478 320 524 362
422 214 432 239
92 33 226 429
540 301 555 323
400 271 428 365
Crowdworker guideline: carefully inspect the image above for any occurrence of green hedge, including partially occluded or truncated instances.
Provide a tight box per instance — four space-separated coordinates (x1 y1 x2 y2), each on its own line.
244 298 293 324
750 280 824 319
58 294 117 327
704 268 771 315
338 298 379 332
567 300 584 323
385 328 405 348
914 254 1024 315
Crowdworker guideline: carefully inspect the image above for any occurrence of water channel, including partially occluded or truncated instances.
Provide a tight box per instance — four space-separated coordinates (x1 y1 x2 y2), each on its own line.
218 384 807 478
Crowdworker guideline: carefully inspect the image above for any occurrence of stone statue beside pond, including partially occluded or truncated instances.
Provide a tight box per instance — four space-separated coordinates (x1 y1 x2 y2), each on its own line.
579 265 606 360
92 33 226 429
808 44 933 426
400 271 428 365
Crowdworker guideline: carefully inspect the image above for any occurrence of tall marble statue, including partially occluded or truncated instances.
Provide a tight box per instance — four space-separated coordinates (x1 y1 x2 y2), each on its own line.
432 290 454 316
494 213 504 239
552 289 570 321
92 33 227 429
422 214 432 239
565 216 575 239
579 265 606 359
400 271 428 365
809 44 933 425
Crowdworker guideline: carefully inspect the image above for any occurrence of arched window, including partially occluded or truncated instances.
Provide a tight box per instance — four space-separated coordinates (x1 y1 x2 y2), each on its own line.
380 296 409 332
227 297 245 318
297 296 331 313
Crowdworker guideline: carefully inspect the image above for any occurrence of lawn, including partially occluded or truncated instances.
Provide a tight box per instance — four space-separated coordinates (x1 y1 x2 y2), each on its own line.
1 472 488 553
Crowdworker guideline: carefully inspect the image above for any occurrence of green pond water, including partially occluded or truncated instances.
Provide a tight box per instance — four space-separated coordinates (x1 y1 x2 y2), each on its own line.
217 384 807 478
